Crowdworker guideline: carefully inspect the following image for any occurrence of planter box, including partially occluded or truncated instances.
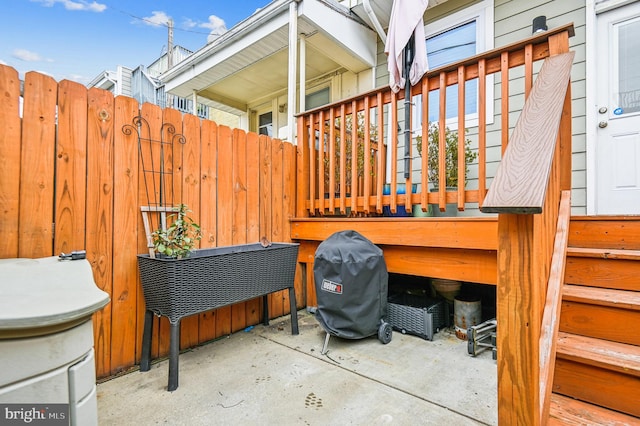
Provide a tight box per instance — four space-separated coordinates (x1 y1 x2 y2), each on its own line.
387 294 448 341
137 242 300 391
138 242 299 323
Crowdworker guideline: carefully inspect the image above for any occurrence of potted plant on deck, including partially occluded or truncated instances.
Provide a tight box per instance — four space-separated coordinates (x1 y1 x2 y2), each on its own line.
416 123 477 216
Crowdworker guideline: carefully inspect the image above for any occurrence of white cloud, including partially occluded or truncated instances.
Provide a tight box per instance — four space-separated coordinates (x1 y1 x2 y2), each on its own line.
12 49 53 63
32 0 106 12
182 18 197 30
201 15 227 43
141 11 172 27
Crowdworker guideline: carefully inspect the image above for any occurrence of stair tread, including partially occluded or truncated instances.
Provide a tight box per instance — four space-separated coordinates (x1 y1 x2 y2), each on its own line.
549 393 640 425
567 247 640 261
557 332 640 377
563 284 640 311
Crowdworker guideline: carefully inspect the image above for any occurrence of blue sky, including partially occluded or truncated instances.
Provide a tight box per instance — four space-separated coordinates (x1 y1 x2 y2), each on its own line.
0 0 270 85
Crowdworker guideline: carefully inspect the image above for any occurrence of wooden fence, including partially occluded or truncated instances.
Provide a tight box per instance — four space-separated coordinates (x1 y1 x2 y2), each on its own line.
0 65 300 378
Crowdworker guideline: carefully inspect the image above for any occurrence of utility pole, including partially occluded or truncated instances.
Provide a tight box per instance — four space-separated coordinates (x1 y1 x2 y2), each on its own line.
167 19 174 69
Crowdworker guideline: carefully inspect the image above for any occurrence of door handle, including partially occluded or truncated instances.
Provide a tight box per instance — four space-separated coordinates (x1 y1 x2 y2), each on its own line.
599 121 608 128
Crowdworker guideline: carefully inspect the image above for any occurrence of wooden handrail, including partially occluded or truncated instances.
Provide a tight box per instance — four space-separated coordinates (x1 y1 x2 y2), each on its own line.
480 51 575 214
538 190 571 422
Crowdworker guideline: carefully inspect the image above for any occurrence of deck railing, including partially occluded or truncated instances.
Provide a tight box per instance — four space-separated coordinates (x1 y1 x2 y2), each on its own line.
296 23 576 218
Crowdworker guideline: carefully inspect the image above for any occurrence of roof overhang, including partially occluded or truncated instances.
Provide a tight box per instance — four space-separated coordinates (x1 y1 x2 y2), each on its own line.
350 0 451 31
161 0 377 114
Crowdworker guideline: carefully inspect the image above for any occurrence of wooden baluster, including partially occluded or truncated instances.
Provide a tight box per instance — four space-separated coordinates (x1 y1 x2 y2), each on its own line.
364 96 372 214
457 65 467 211
339 104 347 214
478 59 487 208
328 107 336 213
438 71 447 213
501 51 510 155
376 92 385 214
309 113 317 215
351 100 358 214
420 76 430 213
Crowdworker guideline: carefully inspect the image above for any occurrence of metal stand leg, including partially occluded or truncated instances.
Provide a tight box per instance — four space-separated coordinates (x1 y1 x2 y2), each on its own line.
140 310 153 372
262 295 270 326
168 321 180 391
321 332 331 355
289 287 299 335
467 318 497 358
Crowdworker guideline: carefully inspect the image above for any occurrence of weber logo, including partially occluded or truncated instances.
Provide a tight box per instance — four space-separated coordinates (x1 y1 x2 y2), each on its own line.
321 279 343 294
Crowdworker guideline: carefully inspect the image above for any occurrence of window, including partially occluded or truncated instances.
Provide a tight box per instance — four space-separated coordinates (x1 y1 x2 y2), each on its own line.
306 87 330 110
419 0 494 126
258 111 273 136
427 20 478 121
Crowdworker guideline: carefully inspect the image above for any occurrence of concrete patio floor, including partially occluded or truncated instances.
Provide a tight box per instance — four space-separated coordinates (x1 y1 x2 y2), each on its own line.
97 309 497 425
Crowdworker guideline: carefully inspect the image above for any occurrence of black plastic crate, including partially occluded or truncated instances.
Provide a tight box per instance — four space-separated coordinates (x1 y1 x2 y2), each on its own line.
387 294 449 341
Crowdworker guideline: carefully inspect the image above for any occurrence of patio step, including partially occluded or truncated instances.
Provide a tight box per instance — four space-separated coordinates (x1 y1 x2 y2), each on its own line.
565 247 640 291
548 393 640 425
560 284 640 346
553 332 640 418
556 332 640 378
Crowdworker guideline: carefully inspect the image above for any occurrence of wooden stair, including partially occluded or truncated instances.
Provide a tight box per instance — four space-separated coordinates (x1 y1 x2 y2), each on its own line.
549 246 640 422
548 394 639 425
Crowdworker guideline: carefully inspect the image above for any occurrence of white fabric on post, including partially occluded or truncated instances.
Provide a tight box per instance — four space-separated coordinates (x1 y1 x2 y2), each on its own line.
384 0 429 93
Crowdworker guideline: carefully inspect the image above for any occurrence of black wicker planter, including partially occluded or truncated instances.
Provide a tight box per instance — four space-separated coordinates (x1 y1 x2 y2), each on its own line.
137 242 300 391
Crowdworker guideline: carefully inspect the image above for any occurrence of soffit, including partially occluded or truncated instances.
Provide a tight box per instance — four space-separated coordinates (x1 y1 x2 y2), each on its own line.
162 0 375 114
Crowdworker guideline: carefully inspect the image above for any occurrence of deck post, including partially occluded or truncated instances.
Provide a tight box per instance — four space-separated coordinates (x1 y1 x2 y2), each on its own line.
496 213 543 425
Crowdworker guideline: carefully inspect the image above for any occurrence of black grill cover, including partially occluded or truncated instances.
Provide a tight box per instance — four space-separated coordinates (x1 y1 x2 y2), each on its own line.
313 230 388 339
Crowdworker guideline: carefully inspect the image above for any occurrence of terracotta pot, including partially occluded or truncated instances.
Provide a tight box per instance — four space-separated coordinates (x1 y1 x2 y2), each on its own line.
431 278 461 302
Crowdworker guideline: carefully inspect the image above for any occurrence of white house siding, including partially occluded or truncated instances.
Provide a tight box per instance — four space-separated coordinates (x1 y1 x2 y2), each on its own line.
119 66 133 97
373 0 587 215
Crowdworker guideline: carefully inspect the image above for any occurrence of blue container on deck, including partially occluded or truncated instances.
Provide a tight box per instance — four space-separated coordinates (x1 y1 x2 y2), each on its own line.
383 183 417 217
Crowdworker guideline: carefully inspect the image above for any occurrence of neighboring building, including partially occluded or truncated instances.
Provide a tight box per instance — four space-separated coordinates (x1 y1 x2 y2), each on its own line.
156 0 638 216
88 45 242 128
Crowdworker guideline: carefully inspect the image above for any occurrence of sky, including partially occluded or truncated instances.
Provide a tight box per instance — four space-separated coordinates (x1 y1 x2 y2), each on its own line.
0 0 271 85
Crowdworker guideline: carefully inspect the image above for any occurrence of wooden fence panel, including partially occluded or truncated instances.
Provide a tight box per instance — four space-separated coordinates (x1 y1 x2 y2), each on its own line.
215 125 234 336
198 118 218 342
0 66 22 258
19 72 57 258
271 138 286 318
179 111 202 348
110 95 137 373
55 80 88 254
245 131 262 325
231 129 248 333
0 65 300 379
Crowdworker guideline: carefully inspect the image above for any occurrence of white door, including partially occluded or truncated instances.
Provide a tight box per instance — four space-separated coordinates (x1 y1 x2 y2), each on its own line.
595 2 640 215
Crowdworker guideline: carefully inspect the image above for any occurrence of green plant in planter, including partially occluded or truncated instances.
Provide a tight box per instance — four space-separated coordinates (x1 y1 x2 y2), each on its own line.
416 123 477 189
151 204 202 259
